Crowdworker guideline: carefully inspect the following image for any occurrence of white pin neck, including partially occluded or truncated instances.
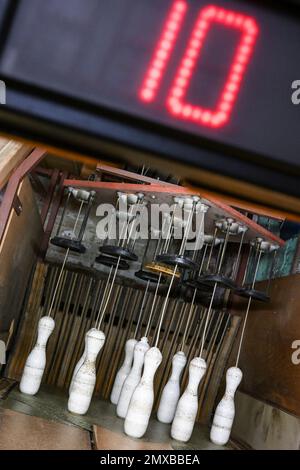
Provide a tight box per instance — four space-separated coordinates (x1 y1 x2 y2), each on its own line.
170 351 187 379
134 337 149 356
225 367 243 396
85 328 105 359
36 316 55 346
187 357 207 392
125 338 138 357
143 347 162 381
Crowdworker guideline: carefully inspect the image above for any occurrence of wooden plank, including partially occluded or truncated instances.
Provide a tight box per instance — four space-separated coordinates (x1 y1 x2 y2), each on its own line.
6 262 47 380
229 274 300 417
232 392 300 450
93 425 172 451
0 408 91 450
0 140 32 190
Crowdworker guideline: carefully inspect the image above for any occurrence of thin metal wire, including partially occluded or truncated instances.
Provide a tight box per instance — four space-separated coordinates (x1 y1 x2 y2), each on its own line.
235 249 262 367
134 280 150 339
47 200 84 317
144 273 162 337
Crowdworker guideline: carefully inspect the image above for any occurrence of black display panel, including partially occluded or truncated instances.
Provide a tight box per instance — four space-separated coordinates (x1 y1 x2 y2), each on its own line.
0 0 300 166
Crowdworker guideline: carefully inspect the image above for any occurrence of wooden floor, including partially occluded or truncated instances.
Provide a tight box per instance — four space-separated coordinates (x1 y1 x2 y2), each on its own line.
0 384 230 451
0 407 91 450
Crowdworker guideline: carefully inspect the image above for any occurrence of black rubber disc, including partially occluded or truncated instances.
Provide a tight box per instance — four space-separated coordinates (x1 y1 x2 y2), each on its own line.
95 254 129 270
50 236 86 254
198 274 237 291
135 269 166 283
184 279 213 292
156 254 199 271
100 245 138 261
235 288 270 302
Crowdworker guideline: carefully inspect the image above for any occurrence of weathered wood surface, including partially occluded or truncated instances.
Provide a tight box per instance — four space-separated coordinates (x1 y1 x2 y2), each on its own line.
232 391 300 450
93 425 172 451
0 177 43 339
0 139 32 190
229 274 300 417
0 408 91 450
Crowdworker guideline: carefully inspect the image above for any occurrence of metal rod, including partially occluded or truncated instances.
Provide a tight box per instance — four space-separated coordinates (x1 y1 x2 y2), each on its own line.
56 192 71 236
144 273 162 337
235 249 262 367
47 200 84 317
134 280 151 339
181 289 197 350
199 221 232 357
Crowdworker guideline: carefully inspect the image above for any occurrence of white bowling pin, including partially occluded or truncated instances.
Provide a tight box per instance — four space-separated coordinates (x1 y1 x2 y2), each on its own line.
20 316 55 395
68 328 105 415
110 338 137 405
210 366 243 446
157 351 187 424
69 340 87 394
117 337 149 418
124 346 162 438
171 357 207 442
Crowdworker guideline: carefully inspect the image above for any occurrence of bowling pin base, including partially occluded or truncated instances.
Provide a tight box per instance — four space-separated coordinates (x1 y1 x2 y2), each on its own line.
110 338 137 405
19 316 55 396
210 366 243 446
68 329 105 415
157 351 186 424
171 357 207 443
124 347 162 439
117 337 149 419
69 351 85 395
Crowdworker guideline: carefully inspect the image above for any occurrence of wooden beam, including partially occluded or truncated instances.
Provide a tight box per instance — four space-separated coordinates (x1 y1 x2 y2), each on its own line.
0 139 32 190
63 179 285 246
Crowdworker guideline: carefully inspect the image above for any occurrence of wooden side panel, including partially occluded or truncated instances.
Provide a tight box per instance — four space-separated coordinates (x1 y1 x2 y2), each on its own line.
229 274 300 417
0 177 43 337
0 139 31 190
232 392 300 450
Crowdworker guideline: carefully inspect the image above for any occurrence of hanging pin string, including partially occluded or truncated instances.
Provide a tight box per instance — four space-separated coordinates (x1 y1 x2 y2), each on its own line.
232 229 247 281
144 207 178 339
47 199 84 317
144 213 177 338
235 246 262 368
154 200 196 348
144 273 162 338
95 197 141 330
199 221 232 358
93 196 124 328
133 280 151 339
180 206 206 350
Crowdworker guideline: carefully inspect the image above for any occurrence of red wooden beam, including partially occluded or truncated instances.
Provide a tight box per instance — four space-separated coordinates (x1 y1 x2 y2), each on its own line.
96 163 176 186
63 179 284 247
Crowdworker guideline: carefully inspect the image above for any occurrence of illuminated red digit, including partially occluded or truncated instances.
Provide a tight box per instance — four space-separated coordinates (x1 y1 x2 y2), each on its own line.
167 5 259 128
140 3 259 129
139 0 188 103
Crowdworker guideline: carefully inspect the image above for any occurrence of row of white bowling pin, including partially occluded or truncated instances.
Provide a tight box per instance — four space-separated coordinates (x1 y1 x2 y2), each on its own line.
20 316 105 414
110 336 243 445
19 316 242 446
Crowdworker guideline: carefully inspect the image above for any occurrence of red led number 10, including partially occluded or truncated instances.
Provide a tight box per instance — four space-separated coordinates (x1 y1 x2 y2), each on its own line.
139 2 259 128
